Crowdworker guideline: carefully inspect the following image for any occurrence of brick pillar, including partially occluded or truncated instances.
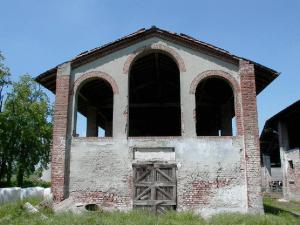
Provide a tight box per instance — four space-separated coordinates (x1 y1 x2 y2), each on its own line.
239 60 264 213
52 62 71 201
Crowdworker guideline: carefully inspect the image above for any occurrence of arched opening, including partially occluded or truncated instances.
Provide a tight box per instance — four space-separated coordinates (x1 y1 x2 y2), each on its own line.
195 77 235 136
75 78 113 137
129 52 181 136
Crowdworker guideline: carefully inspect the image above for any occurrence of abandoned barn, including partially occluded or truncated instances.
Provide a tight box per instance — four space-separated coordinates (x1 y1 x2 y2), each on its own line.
36 27 279 216
261 100 300 201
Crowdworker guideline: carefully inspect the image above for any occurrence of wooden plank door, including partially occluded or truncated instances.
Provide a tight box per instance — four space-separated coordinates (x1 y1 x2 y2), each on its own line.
133 163 177 213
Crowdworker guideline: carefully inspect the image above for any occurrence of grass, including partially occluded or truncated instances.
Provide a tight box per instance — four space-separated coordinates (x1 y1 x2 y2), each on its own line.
0 197 299 225
264 194 300 215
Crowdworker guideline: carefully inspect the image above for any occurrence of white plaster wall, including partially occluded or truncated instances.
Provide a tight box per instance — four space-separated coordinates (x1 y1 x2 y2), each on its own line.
70 136 246 216
285 148 300 163
285 148 300 201
69 138 131 196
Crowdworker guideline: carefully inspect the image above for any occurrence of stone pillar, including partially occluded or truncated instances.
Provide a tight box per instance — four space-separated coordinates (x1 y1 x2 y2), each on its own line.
278 121 289 199
182 73 197 137
239 60 263 213
86 106 98 137
113 74 127 138
221 102 233 136
51 62 71 201
261 153 271 192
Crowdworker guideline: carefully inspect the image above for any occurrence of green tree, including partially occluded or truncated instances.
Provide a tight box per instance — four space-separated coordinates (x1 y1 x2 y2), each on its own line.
0 52 11 182
0 52 11 111
1 75 52 186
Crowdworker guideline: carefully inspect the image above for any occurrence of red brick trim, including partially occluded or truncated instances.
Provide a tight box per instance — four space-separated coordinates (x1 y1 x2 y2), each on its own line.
123 43 186 74
189 70 239 94
239 60 263 213
190 70 242 136
52 75 70 201
74 71 119 94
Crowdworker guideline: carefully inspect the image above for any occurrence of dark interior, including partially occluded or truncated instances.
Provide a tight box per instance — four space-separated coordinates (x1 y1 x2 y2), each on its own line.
76 78 113 137
286 116 300 149
129 52 181 136
195 77 235 136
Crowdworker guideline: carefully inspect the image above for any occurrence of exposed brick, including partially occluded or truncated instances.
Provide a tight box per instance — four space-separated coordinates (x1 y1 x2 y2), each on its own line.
182 179 232 207
70 191 131 208
51 74 70 201
239 60 263 213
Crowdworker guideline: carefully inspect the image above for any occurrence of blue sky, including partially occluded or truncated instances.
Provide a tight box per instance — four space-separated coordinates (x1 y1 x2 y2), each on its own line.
1 0 300 133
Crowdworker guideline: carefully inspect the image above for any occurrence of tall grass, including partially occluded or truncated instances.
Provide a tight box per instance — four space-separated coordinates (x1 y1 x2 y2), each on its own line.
0 198 299 225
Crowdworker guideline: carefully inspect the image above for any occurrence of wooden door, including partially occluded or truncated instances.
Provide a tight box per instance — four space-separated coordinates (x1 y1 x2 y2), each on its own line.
133 163 177 213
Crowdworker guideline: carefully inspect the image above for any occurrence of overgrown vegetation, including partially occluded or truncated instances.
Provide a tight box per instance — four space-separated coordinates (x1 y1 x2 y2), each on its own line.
0 197 299 225
0 52 53 187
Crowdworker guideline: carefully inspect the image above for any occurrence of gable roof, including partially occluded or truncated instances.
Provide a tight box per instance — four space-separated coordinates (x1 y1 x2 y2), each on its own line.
35 26 279 94
263 100 300 130
260 100 300 155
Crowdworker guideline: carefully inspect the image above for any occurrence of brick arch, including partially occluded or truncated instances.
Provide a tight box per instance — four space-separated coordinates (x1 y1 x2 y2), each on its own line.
190 70 242 136
190 70 239 94
123 43 186 74
74 71 119 95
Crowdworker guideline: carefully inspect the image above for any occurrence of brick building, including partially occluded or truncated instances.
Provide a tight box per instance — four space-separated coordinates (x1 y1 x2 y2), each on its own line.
36 27 278 216
261 100 300 200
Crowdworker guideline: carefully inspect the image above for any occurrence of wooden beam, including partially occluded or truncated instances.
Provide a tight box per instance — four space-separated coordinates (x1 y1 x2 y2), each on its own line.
136 169 152 183
157 187 173 200
134 186 151 200
156 168 174 182
135 182 176 187
133 200 176 206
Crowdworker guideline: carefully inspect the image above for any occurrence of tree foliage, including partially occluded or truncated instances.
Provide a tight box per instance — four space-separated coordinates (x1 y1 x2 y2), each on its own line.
0 69 52 186
0 52 11 111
